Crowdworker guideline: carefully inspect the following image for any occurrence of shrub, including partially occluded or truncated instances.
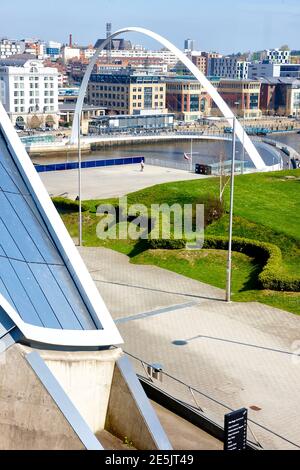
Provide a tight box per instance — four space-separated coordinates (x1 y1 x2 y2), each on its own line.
193 193 225 228
147 238 186 250
52 197 90 213
204 235 300 292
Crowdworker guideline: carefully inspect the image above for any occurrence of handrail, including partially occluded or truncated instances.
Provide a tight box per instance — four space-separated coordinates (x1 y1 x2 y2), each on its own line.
124 349 300 450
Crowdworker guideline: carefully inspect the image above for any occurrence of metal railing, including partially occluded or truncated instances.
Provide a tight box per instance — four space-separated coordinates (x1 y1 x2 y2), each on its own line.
145 157 192 172
124 350 300 450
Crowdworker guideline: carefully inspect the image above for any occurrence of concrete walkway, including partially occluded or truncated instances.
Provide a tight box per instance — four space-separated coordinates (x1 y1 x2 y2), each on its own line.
40 164 206 200
79 246 300 450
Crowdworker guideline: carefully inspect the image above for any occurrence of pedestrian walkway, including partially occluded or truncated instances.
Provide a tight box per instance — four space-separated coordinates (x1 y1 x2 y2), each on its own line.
79 246 300 450
41 164 205 200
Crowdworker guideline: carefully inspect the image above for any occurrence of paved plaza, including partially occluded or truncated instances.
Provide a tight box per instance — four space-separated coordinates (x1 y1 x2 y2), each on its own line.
41 162 300 449
79 246 300 450
40 164 205 200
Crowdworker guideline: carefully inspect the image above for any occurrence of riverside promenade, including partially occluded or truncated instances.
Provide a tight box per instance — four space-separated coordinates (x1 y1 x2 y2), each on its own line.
40 163 206 199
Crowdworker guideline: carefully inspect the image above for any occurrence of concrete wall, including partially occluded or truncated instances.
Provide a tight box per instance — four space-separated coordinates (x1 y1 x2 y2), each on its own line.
105 363 158 450
40 347 122 433
0 344 84 450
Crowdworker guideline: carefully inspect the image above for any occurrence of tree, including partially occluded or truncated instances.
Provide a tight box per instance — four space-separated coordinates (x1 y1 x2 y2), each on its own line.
280 44 290 51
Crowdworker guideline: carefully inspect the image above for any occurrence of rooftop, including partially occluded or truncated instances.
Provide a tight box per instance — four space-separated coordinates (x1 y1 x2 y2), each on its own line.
0 54 37 67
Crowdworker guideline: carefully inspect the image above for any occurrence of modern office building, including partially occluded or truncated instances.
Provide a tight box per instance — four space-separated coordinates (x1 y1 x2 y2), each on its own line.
0 100 172 450
280 64 300 79
210 56 250 79
45 41 62 59
165 76 212 122
0 55 59 129
248 62 281 79
87 71 167 115
213 79 262 119
260 77 300 116
184 39 196 52
89 111 174 134
248 62 300 79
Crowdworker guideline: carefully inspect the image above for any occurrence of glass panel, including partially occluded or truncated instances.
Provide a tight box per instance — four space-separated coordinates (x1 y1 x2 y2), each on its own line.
0 192 44 263
29 263 84 330
0 162 20 193
0 218 24 261
8 193 63 265
50 265 97 330
0 138 29 195
11 260 62 329
0 258 43 326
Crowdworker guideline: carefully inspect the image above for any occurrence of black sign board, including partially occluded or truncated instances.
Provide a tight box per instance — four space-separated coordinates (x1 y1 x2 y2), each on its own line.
224 408 248 451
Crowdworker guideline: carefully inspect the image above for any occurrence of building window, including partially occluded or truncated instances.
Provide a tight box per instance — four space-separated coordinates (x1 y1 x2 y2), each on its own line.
144 87 153 109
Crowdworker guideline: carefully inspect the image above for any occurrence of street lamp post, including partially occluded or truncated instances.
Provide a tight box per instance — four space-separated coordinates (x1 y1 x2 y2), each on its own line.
78 111 83 247
207 115 237 302
241 107 246 175
190 137 193 173
226 117 236 302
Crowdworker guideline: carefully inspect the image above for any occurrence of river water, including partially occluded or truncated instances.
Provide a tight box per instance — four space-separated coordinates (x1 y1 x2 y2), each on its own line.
36 132 300 168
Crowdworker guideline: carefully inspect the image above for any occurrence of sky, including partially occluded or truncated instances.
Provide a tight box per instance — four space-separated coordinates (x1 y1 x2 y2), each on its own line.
1 0 300 53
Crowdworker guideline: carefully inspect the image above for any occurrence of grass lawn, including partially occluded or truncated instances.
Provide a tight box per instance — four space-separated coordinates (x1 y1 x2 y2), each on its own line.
59 169 300 316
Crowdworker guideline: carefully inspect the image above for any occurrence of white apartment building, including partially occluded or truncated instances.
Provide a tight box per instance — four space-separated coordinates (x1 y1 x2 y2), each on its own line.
0 56 59 129
0 39 21 59
210 57 250 79
267 48 291 64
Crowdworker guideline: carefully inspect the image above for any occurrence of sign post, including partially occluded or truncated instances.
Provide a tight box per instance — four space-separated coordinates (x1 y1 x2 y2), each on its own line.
224 408 248 451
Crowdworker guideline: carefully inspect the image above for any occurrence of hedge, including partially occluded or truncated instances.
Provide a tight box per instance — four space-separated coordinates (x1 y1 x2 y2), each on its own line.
52 197 90 213
203 235 300 292
148 234 300 292
147 238 186 250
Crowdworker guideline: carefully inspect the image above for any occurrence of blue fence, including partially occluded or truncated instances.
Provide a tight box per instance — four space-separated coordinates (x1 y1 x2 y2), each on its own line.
34 156 143 173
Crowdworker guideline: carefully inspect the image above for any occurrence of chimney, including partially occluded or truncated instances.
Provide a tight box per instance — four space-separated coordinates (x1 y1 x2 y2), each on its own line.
69 34 73 48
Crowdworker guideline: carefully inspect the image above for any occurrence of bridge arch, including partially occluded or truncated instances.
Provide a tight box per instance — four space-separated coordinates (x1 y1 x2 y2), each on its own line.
71 26 265 169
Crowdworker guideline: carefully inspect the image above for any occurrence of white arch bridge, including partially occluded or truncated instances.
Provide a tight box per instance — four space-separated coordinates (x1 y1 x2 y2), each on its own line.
71 26 272 171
